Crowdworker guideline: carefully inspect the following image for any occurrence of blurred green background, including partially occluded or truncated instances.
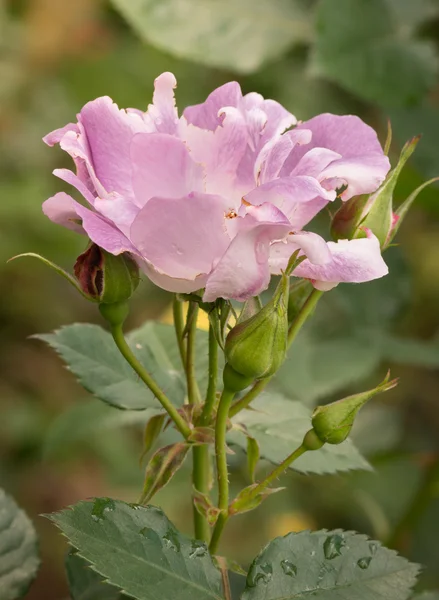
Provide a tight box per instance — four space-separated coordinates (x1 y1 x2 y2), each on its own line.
2 0 439 598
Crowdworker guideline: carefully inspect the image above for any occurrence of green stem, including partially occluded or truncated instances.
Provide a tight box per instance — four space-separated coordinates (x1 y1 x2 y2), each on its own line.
110 323 191 439
209 387 235 554
192 445 211 542
184 302 210 541
247 444 307 500
173 297 187 367
229 289 323 417
200 321 219 425
186 302 202 405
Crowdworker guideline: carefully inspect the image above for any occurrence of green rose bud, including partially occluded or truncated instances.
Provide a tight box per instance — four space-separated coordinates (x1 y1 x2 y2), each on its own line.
225 273 289 380
74 244 139 304
331 136 426 249
311 372 398 445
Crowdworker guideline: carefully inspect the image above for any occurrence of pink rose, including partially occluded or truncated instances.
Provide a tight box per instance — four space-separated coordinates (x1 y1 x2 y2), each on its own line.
43 72 390 301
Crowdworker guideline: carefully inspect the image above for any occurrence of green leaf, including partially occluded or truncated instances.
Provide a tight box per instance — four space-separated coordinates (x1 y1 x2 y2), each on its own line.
49 499 225 600
43 400 161 459
109 0 313 73
229 394 370 475
242 529 419 599
65 550 125 600
274 334 381 405
412 593 439 600
313 0 437 107
139 442 190 504
0 488 40 600
36 323 186 410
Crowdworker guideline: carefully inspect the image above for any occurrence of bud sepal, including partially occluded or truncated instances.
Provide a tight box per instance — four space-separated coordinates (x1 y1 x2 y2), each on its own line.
224 273 289 380
311 372 398 445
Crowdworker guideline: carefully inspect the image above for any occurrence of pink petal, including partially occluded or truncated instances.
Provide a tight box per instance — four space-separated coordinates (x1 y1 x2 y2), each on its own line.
53 168 96 206
43 123 78 147
139 261 209 294
255 129 312 185
43 192 137 255
180 108 248 201
42 193 85 234
130 133 205 207
183 82 242 131
318 155 393 199
269 231 331 274
142 72 179 135
93 195 140 237
244 175 336 229
130 192 231 280
293 231 389 289
203 204 292 302
78 96 148 201
291 147 342 178
281 114 390 198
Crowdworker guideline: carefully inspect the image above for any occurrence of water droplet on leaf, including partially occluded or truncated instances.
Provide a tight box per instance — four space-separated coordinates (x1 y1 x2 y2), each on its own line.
189 540 208 558
357 556 372 569
281 559 297 577
91 498 115 522
323 534 345 560
162 528 181 552
247 562 273 587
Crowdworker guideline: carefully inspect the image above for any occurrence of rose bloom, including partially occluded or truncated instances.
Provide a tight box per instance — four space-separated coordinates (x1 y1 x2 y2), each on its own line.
43 73 390 301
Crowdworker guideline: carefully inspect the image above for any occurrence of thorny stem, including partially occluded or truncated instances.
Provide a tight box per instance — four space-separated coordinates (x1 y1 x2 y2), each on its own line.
184 301 210 542
209 387 235 554
200 320 219 425
229 289 324 417
110 323 191 439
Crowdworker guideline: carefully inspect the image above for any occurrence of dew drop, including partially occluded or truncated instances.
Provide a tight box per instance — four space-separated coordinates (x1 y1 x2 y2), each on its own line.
189 540 208 558
247 562 273 587
357 556 372 570
162 528 181 552
91 498 115 522
281 559 297 577
323 534 345 560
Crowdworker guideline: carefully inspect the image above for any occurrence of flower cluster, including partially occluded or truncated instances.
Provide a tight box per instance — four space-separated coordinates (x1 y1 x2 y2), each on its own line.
43 72 390 301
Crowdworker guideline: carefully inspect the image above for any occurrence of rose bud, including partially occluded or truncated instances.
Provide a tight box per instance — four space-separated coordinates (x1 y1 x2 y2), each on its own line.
331 136 432 250
224 272 289 381
311 372 398 445
74 244 140 305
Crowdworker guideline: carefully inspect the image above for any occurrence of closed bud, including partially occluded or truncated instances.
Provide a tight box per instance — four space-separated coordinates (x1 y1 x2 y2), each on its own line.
74 244 139 304
225 273 289 380
331 136 421 249
311 372 398 445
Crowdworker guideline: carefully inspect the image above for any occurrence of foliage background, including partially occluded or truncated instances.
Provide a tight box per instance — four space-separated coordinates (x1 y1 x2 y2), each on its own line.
1 0 439 598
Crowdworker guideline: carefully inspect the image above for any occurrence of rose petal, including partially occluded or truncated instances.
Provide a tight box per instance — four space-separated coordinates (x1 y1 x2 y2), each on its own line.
78 96 147 201
281 114 390 198
245 175 336 229
269 231 331 274
130 192 231 280
43 192 137 255
204 204 292 302
293 231 389 288
130 132 205 207
143 72 179 134
183 81 242 131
